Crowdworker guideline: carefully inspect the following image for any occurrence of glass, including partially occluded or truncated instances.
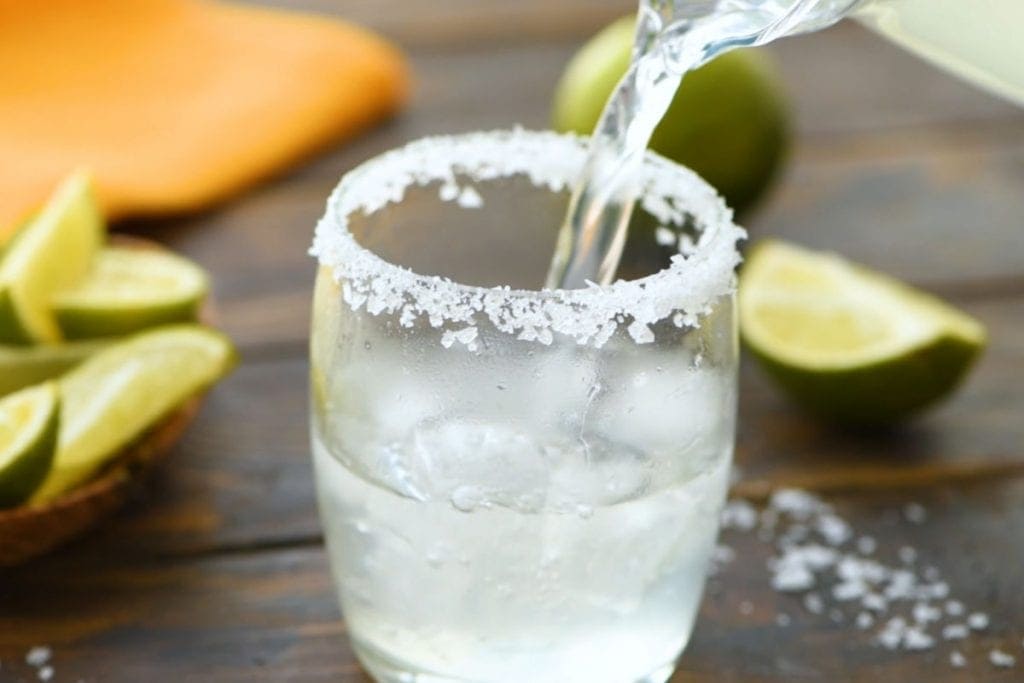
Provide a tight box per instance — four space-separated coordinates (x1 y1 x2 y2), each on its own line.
309 130 744 683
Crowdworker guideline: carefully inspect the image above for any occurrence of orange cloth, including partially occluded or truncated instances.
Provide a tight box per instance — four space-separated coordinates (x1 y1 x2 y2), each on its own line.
0 0 409 238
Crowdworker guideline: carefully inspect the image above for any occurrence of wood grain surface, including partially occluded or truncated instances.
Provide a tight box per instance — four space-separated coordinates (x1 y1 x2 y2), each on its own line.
1 2 1022 681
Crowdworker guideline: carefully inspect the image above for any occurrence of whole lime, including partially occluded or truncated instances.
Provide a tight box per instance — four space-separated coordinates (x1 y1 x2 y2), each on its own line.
552 16 791 215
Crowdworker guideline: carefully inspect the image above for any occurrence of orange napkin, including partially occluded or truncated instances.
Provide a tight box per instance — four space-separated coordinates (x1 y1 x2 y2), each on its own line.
0 0 409 238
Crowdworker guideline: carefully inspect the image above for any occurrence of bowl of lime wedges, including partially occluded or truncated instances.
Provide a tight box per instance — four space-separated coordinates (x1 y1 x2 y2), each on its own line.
0 172 235 565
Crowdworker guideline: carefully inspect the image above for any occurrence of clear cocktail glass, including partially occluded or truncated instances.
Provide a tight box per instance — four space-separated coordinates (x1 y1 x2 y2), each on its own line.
310 130 744 683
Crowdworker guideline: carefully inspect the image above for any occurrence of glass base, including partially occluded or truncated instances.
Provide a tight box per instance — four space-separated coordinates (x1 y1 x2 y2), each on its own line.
352 638 678 683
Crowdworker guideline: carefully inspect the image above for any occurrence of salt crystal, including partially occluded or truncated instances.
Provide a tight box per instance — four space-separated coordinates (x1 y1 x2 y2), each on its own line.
655 226 676 246
945 600 965 616
898 546 917 564
837 556 887 584
923 566 940 582
26 647 51 667
720 499 758 531
456 186 483 208
776 613 791 627
903 627 935 651
967 612 989 631
885 569 917 600
440 326 478 349
771 489 825 519
739 600 754 615
903 503 927 524
438 182 459 201
921 581 949 601
712 544 736 565
833 580 866 602
856 535 877 555
942 624 969 640
773 564 815 593
855 612 874 630
804 592 824 615
950 651 966 668
878 617 907 650
816 514 852 546
912 602 941 625
989 649 1016 668
862 592 888 612
38 665 54 682
770 544 838 593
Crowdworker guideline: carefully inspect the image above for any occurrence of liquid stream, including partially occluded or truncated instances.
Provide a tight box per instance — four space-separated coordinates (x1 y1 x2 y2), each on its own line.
547 0 1023 289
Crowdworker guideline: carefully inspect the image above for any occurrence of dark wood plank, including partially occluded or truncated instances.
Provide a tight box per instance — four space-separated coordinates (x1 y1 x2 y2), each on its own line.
3 480 1022 681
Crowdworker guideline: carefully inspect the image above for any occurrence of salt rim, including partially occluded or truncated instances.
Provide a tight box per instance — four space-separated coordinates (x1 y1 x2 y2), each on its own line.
310 128 746 347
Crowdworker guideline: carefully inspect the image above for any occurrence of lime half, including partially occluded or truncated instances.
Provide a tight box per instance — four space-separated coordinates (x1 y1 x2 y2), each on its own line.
740 240 986 424
31 325 236 503
0 171 103 344
0 339 110 398
53 247 208 339
0 382 60 508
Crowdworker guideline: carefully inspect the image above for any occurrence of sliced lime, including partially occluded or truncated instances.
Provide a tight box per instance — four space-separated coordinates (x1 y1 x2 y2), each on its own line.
53 246 208 339
0 171 103 344
740 240 986 424
0 339 111 398
30 325 236 503
0 382 60 508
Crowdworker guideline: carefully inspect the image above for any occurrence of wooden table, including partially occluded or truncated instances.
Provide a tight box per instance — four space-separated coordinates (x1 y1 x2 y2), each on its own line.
2 2 1023 681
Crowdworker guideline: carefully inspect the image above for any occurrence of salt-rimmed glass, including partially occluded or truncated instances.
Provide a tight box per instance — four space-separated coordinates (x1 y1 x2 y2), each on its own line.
310 129 744 683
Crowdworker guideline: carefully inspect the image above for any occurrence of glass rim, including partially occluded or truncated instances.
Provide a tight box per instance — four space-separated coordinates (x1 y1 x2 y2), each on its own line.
311 128 745 347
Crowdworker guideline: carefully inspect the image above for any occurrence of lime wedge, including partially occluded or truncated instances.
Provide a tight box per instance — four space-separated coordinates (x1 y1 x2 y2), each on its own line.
0 382 60 508
31 325 236 503
0 339 110 398
53 247 208 339
0 171 103 345
740 240 986 424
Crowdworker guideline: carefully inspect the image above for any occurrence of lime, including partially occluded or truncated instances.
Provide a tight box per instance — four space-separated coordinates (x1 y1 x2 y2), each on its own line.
552 16 790 214
53 247 208 339
0 382 60 508
0 171 103 344
740 240 986 425
31 325 236 503
0 339 110 398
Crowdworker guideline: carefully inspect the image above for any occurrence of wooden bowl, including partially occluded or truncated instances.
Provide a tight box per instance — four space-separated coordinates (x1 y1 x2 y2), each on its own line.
0 397 202 566
0 236 214 566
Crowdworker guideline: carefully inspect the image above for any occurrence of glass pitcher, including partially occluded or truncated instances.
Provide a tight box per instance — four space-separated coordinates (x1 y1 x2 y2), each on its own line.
855 0 1022 105
641 0 1022 105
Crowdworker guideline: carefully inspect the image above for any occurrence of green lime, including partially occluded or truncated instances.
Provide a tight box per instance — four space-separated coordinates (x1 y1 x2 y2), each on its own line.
0 171 103 345
31 325 236 503
53 246 208 339
0 382 60 508
552 16 790 214
0 339 110 398
740 240 986 425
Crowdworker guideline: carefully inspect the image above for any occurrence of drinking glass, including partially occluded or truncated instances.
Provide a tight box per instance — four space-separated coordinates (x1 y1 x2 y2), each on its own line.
309 129 744 683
